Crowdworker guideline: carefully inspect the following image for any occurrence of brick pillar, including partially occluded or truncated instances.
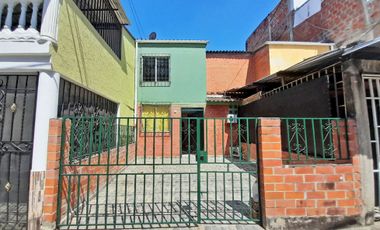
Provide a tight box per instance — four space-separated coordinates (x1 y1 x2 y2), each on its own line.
42 119 70 228
258 118 283 228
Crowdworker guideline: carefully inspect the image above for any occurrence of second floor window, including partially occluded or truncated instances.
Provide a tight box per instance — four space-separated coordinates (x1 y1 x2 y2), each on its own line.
141 56 170 86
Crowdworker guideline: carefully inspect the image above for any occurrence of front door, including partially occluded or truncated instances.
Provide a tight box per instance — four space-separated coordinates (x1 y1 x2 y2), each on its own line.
181 108 204 154
0 74 38 229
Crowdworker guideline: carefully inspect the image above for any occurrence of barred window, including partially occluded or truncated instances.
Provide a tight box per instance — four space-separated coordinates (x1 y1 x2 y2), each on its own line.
141 56 170 86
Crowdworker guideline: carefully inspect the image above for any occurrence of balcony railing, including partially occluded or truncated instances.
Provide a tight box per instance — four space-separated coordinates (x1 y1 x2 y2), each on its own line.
0 0 43 33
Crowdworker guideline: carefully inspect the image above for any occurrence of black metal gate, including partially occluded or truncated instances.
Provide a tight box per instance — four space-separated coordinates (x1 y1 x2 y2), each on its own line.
57 117 260 229
0 74 38 229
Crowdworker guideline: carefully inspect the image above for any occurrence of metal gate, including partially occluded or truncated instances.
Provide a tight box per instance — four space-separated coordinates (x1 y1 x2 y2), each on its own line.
363 75 380 208
57 117 260 229
0 74 38 229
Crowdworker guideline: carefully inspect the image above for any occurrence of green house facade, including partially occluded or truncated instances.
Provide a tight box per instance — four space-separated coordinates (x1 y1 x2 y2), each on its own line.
137 40 207 109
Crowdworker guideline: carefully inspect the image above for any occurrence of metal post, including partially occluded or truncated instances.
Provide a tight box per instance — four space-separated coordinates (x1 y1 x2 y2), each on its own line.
196 118 201 224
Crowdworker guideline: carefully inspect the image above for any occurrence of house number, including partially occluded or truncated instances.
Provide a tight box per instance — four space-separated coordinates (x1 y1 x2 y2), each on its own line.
10 103 16 112
4 181 11 192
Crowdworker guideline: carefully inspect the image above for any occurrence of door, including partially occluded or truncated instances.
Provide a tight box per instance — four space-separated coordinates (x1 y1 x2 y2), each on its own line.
181 108 204 154
0 74 38 229
363 75 380 209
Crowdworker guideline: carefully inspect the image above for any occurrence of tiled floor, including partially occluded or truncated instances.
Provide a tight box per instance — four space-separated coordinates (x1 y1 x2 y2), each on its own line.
60 156 260 229
0 202 27 230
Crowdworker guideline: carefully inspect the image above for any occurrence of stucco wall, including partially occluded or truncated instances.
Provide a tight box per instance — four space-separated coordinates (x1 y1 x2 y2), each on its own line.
137 43 207 105
50 0 136 117
268 44 331 74
251 43 331 81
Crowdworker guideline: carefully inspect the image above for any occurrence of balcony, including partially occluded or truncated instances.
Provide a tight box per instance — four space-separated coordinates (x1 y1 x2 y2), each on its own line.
0 0 59 42
0 0 43 39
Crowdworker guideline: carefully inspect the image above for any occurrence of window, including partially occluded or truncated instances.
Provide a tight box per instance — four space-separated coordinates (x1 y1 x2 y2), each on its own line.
293 0 322 27
229 105 238 115
293 0 308 9
141 105 170 132
141 56 170 86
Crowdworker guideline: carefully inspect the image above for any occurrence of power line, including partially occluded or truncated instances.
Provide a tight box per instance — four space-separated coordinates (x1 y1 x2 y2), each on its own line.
127 0 146 39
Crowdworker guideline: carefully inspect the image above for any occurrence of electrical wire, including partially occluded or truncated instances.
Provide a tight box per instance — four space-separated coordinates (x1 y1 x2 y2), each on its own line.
127 0 146 39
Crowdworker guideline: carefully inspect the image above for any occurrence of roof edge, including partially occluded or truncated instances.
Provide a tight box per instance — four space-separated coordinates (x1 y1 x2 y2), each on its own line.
137 40 208 44
207 50 251 54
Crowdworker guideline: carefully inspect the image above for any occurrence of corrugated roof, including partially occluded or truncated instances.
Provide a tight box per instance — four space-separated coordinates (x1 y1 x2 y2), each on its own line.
225 37 380 99
206 95 239 103
108 0 130 25
207 50 250 54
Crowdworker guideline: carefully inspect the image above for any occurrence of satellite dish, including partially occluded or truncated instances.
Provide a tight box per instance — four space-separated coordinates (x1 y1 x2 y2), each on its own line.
149 32 157 40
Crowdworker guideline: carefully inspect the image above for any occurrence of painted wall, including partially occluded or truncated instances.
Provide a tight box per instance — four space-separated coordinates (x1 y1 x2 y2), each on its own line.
137 42 207 105
206 53 255 93
268 43 331 74
252 43 331 81
50 0 136 117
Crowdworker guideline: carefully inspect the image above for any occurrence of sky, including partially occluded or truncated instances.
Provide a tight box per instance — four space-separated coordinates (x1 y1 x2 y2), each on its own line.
121 0 280 51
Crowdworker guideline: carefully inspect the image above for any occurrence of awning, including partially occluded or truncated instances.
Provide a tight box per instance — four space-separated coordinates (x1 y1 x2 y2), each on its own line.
108 0 130 25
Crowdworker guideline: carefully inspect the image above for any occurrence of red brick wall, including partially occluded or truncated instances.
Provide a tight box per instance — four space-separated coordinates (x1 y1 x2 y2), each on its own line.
259 118 362 229
252 46 271 82
205 105 230 156
247 0 380 51
205 105 257 160
43 119 135 226
135 105 256 159
206 53 255 93
136 105 181 157
246 0 290 52
43 119 64 224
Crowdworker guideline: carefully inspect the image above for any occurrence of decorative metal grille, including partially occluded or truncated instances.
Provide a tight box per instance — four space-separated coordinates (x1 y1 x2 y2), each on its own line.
58 79 118 117
141 56 170 87
73 0 122 58
281 118 350 162
0 74 38 230
58 79 119 162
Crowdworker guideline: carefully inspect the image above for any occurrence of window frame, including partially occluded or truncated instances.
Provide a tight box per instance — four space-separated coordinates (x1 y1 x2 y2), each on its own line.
140 54 171 87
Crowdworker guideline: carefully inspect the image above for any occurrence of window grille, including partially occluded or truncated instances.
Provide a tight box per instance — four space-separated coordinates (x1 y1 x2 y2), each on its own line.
141 56 170 86
73 0 122 58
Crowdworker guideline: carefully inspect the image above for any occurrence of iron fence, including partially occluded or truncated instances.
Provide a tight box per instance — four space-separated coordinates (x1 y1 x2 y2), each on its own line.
281 118 351 162
57 116 260 229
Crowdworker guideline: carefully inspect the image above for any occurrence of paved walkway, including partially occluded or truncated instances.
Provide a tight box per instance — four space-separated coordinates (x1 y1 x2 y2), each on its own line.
64 156 259 229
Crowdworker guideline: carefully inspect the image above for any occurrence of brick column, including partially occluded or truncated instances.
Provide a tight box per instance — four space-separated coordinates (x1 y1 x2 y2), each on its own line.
258 118 283 228
42 119 69 228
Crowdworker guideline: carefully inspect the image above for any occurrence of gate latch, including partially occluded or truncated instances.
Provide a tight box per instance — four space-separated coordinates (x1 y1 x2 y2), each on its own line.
196 151 208 163
4 181 12 192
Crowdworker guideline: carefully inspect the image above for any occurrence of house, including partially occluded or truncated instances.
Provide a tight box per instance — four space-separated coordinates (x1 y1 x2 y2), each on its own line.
213 0 380 228
136 39 207 156
0 0 136 228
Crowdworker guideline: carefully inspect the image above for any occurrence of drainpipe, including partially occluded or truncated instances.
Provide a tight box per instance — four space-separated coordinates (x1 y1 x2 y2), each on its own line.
287 0 294 41
360 0 374 39
134 40 139 119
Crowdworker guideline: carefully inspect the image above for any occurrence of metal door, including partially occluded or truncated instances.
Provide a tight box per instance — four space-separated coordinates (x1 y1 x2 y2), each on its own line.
0 74 38 229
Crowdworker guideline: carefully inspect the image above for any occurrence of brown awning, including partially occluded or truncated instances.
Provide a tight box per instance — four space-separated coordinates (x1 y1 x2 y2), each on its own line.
108 0 130 25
